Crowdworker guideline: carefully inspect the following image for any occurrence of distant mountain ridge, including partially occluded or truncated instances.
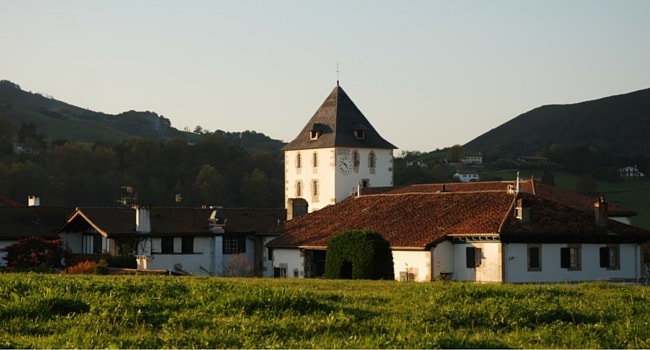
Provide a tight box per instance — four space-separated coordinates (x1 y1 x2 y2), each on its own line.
464 88 650 157
0 80 285 152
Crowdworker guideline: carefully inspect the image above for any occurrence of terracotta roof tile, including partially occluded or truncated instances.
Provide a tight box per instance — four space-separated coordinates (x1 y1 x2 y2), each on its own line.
269 180 650 249
268 192 515 249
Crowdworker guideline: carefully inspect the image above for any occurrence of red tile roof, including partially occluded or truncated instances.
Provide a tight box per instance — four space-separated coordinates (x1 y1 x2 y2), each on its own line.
268 182 650 249
0 196 24 207
269 191 515 249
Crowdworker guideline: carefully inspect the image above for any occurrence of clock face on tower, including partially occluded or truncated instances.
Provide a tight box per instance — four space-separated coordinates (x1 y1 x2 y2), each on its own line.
338 154 352 175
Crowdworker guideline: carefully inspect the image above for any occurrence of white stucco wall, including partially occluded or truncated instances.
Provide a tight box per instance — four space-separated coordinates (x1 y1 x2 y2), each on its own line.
143 236 215 275
285 148 393 214
59 232 82 253
272 248 304 278
392 250 431 281
432 240 454 278
262 237 276 277
453 242 503 282
503 243 642 283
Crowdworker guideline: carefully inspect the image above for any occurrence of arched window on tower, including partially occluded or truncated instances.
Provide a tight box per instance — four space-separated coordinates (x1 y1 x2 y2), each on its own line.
312 152 318 168
353 150 360 170
296 181 303 197
296 153 302 169
368 151 376 174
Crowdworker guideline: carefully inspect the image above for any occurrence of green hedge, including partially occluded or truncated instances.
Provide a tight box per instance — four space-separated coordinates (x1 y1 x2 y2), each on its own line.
325 229 394 280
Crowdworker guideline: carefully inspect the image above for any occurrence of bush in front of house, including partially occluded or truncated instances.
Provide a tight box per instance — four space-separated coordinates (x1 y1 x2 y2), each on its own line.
105 255 137 269
0 236 65 272
325 229 394 280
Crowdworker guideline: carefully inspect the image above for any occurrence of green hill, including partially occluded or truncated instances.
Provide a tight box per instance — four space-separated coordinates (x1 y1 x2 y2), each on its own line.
0 80 285 152
464 87 650 158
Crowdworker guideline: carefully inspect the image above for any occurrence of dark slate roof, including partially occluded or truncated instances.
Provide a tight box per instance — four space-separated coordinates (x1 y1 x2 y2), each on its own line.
0 207 73 240
268 186 650 249
58 207 286 237
283 84 396 150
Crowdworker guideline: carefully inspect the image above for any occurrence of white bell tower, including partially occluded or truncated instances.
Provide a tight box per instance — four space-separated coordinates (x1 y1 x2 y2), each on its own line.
283 83 396 219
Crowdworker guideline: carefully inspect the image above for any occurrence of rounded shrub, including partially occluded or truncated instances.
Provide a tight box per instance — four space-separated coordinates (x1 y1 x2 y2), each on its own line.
325 229 394 280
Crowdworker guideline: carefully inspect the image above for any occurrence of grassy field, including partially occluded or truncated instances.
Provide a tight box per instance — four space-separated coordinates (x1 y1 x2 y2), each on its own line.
2 274 650 348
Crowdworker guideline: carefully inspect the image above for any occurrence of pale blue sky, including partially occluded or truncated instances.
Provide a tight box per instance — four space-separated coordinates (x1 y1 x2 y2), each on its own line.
2 1 649 152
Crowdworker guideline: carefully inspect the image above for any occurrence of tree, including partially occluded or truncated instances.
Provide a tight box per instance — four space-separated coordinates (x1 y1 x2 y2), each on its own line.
240 169 271 207
325 229 394 280
575 174 598 194
541 168 556 186
1 237 65 272
446 145 464 163
194 164 228 206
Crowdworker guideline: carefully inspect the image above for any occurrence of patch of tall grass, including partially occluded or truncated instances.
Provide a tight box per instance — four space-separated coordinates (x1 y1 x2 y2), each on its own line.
1 274 650 348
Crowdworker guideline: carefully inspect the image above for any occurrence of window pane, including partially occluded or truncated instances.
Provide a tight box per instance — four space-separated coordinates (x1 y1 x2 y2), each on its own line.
182 236 193 254
161 237 174 254
529 247 540 269
466 247 475 268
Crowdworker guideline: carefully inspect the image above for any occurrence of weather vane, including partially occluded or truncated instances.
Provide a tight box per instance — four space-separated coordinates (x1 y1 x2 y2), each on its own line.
336 63 340 86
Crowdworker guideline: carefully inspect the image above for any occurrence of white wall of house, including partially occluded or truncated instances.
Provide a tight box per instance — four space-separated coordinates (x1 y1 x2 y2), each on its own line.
503 243 642 283
262 237 276 277
142 236 214 275
432 240 454 279
453 242 503 282
59 232 82 253
272 248 304 278
392 250 431 281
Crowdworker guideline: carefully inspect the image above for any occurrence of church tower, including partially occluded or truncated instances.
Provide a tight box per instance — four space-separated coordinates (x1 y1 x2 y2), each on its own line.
284 83 396 219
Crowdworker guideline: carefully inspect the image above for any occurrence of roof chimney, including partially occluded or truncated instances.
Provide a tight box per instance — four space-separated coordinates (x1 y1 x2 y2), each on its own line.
594 196 608 228
515 197 530 225
135 206 151 233
28 195 40 207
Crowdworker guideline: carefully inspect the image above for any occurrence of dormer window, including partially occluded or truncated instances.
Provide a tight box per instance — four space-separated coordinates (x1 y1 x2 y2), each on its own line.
309 130 321 140
353 130 365 140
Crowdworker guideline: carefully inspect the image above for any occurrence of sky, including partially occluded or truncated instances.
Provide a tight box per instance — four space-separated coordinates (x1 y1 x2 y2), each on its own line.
1 1 649 152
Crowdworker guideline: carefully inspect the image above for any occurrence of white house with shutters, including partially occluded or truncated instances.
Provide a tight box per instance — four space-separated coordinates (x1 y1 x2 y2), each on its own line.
268 179 650 283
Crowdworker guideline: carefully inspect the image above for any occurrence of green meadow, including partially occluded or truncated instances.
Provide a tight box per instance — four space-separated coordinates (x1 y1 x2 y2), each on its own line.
1 274 650 348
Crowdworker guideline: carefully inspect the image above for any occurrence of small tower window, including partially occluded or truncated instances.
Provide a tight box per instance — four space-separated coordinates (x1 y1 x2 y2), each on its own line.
353 130 365 140
312 152 318 168
296 153 302 169
296 181 303 197
352 150 360 168
368 151 376 169
311 180 319 197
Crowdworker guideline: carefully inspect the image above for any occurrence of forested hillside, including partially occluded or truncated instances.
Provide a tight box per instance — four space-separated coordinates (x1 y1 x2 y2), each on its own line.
0 79 286 208
0 132 284 208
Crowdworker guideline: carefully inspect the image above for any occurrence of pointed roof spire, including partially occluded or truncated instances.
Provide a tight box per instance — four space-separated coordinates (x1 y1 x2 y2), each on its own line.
284 84 396 150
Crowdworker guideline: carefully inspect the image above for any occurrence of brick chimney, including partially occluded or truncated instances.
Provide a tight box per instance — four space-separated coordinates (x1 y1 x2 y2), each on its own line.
594 196 608 228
